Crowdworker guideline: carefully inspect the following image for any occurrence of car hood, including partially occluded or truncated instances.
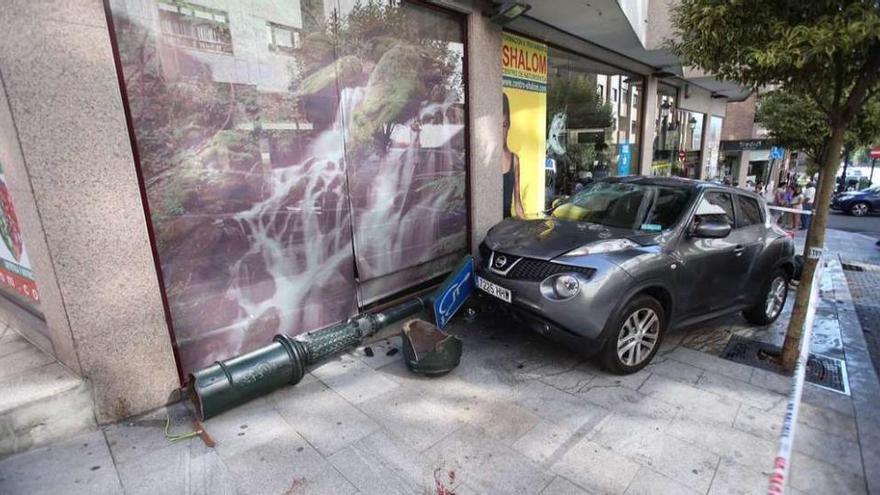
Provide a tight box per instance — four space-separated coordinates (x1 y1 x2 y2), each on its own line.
483 217 662 261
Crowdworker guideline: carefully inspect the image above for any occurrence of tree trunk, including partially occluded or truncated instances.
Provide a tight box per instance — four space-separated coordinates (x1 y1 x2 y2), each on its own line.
780 123 846 372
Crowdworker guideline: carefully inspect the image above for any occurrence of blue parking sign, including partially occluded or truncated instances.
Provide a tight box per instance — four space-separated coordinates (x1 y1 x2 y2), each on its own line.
433 256 475 329
770 146 784 160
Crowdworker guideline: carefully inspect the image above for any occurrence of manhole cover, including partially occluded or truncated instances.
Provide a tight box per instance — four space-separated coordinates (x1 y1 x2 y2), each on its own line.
720 335 849 395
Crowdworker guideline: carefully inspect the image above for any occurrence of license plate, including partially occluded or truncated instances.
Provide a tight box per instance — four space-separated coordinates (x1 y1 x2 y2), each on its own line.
477 276 512 303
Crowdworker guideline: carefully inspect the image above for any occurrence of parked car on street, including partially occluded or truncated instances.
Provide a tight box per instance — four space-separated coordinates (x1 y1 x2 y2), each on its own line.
476 176 796 374
831 187 880 216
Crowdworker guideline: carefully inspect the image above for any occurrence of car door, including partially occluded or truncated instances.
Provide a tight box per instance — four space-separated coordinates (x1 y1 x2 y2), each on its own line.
731 194 768 303
671 190 745 315
869 188 880 211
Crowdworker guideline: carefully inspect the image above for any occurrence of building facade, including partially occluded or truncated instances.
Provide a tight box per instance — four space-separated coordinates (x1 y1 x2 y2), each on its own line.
719 91 789 189
0 0 742 424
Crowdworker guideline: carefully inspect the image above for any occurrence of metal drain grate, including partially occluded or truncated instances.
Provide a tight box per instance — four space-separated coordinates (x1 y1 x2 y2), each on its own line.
720 335 849 395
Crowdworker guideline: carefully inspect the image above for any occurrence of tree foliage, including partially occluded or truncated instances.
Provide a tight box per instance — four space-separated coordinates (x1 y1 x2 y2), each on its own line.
756 90 880 167
547 76 613 131
670 1 880 125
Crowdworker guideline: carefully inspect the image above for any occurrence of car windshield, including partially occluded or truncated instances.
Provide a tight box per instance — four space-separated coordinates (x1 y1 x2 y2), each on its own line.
551 182 693 231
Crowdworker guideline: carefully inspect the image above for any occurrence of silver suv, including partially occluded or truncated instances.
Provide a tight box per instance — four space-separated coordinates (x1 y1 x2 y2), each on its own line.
476 177 795 374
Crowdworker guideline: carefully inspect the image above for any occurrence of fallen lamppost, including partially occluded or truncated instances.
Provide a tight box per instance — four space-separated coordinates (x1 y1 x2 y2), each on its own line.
187 256 473 420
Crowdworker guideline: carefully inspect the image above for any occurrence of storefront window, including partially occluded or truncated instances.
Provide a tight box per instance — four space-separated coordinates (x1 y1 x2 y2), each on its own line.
650 84 705 179
107 0 468 374
678 110 705 178
652 84 678 176
545 47 642 203
704 115 724 180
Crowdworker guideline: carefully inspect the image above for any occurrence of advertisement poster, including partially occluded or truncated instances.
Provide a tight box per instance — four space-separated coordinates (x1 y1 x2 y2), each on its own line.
107 0 467 374
502 32 547 218
618 142 631 176
0 162 38 302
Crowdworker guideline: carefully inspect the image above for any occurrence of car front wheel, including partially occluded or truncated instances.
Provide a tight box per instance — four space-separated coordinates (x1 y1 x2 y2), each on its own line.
600 295 665 374
743 269 789 325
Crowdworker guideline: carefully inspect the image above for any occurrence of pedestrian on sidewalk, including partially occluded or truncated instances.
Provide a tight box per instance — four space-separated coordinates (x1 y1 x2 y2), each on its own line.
774 181 788 206
789 184 804 230
802 180 816 230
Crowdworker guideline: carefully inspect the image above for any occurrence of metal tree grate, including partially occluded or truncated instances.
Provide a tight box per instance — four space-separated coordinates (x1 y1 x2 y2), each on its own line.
720 335 849 395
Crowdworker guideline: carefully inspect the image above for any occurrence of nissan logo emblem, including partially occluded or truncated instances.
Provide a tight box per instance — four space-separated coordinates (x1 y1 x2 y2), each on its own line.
494 255 507 268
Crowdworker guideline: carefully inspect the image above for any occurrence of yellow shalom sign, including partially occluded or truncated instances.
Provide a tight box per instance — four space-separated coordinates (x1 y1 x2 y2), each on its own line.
502 34 548 87
501 32 547 219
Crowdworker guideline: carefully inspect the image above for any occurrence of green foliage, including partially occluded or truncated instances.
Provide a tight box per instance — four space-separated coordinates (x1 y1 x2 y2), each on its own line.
568 143 597 173
757 89 880 163
547 76 613 131
670 1 880 106
291 0 461 154
756 90 829 161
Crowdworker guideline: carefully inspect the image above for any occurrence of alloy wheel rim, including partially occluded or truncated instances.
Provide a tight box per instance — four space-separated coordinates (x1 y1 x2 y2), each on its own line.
854 203 868 216
616 308 660 367
765 276 787 319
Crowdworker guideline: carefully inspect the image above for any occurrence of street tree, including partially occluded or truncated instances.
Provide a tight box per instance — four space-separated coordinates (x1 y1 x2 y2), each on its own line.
670 0 880 371
756 90 880 179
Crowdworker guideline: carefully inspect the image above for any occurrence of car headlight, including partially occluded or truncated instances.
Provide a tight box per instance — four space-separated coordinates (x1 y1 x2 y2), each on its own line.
562 239 639 257
553 274 580 298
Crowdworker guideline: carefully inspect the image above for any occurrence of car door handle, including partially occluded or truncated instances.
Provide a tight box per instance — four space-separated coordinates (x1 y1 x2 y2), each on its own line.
733 245 745 256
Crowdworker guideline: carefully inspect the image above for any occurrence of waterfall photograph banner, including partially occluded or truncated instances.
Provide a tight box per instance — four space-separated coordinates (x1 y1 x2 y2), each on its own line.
501 32 547 218
107 0 467 374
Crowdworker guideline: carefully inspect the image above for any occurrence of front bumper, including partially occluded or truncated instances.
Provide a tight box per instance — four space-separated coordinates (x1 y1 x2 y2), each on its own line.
474 252 632 354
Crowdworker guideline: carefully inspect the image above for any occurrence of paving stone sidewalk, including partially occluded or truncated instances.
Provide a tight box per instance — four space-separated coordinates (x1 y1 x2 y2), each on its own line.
1 230 879 495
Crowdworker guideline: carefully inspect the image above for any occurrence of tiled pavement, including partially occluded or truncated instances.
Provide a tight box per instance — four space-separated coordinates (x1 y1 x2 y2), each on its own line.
1 230 879 494
841 261 880 379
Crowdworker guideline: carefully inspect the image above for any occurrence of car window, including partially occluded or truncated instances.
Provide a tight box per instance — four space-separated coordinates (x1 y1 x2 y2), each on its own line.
735 195 764 227
695 191 734 225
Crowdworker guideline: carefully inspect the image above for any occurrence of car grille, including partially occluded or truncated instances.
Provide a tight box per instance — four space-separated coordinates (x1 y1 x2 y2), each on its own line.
485 248 595 281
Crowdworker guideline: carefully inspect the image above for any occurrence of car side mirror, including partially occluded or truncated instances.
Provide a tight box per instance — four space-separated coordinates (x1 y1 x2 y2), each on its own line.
691 219 731 238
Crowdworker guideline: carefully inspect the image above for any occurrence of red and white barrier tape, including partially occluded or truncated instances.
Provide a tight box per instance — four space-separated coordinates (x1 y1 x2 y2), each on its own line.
767 250 824 495
767 205 813 215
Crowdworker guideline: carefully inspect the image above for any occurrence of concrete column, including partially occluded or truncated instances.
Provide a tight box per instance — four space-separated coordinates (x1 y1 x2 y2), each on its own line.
736 151 751 186
0 1 179 422
639 76 659 175
466 13 504 250
698 117 711 180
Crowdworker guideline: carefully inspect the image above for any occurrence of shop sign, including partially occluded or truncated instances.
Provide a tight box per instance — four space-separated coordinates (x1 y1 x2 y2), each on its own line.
0 162 38 302
720 139 772 151
502 32 548 218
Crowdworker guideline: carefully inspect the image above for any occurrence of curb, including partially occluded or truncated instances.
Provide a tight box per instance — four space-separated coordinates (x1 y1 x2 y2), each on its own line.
829 255 880 494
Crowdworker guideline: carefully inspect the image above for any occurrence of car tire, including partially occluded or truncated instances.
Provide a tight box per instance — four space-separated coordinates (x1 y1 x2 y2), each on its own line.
743 268 789 325
850 202 870 217
600 295 665 375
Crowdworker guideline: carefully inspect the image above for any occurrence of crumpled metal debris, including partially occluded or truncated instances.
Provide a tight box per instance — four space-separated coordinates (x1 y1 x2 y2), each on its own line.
401 319 463 375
